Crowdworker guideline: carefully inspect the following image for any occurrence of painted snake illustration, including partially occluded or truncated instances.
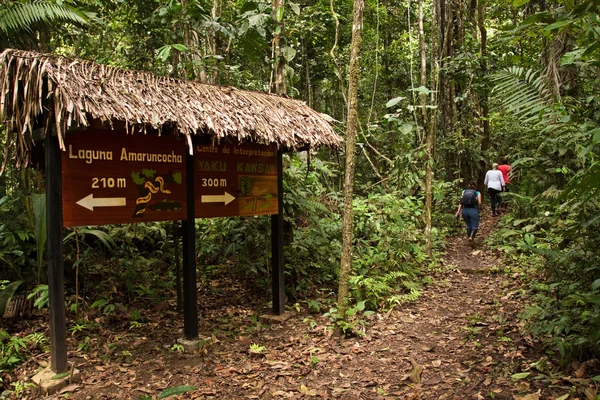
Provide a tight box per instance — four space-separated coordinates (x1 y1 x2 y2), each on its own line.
134 177 171 216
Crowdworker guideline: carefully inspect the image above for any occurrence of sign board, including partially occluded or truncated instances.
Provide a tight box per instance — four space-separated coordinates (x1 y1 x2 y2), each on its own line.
194 142 278 218
62 130 187 227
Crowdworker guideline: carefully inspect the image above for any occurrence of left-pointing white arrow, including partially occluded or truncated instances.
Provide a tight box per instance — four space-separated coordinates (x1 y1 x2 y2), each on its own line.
76 194 127 211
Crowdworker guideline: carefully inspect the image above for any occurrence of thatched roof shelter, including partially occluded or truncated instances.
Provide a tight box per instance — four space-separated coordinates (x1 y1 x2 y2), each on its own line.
0 48 342 167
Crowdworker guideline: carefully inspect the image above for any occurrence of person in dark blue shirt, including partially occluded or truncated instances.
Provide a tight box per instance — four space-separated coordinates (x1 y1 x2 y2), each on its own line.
455 181 482 241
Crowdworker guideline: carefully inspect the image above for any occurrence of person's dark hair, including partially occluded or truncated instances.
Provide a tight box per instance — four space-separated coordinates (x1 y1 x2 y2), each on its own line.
469 180 477 188
501 158 508 164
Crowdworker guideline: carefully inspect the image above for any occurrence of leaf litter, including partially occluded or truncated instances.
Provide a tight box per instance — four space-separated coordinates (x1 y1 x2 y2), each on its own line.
5 218 597 399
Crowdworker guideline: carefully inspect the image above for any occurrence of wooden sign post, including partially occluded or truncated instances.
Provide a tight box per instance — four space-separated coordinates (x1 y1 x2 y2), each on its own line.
45 132 68 374
46 130 285 372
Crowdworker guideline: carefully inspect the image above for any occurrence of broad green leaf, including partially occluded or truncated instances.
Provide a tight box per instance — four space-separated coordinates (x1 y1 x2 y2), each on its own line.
399 123 413 135
276 7 283 22
281 46 296 62
289 2 300 15
512 0 530 7
592 279 600 290
511 372 531 380
410 86 431 95
386 96 406 108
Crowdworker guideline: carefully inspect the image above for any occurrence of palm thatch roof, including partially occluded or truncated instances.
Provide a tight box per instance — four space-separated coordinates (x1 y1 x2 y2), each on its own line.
0 48 342 167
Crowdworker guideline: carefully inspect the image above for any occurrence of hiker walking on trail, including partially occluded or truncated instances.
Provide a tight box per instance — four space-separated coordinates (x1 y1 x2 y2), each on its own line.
497 158 512 211
484 163 505 217
455 181 482 241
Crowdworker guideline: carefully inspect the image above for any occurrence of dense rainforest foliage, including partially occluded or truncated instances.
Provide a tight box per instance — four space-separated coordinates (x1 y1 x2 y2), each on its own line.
1 0 599 388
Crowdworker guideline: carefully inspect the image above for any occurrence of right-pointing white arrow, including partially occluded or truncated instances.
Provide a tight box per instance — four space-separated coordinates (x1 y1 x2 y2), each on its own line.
76 194 127 211
201 192 235 205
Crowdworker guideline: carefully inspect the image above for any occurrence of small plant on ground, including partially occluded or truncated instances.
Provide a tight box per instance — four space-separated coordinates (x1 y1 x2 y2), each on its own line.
248 343 266 354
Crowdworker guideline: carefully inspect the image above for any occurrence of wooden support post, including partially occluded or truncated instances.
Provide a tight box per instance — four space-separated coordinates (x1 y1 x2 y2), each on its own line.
182 151 198 339
45 132 68 373
271 150 285 315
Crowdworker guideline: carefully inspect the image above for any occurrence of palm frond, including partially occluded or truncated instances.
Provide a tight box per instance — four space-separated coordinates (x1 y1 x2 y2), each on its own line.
490 67 553 122
0 0 89 34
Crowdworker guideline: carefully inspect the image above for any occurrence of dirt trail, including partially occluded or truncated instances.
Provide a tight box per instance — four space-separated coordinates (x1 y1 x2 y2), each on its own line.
16 218 569 399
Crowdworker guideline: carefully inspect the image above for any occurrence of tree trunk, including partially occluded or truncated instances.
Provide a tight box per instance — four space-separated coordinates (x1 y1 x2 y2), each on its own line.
336 0 364 327
419 0 433 258
272 0 286 94
477 0 489 188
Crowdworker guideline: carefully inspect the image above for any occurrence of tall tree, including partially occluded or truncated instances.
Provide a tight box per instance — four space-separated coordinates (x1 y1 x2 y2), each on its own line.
337 0 364 324
419 0 434 257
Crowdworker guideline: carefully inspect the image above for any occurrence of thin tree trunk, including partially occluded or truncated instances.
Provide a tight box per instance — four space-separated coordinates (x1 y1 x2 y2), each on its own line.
419 0 433 258
336 0 364 327
477 0 489 188
210 0 221 83
272 0 286 94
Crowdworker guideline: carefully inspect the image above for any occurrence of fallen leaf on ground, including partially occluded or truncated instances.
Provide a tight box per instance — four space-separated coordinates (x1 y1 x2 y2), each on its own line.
59 384 79 393
299 384 317 396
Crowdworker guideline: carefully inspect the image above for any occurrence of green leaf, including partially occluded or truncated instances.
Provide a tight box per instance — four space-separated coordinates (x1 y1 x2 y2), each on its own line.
171 43 187 52
51 372 70 380
156 45 171 62
544 20 572 32
592 279 600 290
289 2 300 15
409 86 432 95
399 123 413 135
512 0 530 6
276 7 283 22
553 394 569 400
281 46 296 62
356 301 366 311
159 385 197 399
0 281 23 316
511 372 531 380
521 12 553 25
386 96 406 108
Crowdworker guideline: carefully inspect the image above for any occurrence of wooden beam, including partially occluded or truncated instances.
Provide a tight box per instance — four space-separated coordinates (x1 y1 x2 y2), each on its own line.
182 151 198 339
45 132 68 373
271 150 285 315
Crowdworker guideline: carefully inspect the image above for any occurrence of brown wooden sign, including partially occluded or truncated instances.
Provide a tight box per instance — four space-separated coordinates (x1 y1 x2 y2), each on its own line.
194 142 278 218
62 129 187 227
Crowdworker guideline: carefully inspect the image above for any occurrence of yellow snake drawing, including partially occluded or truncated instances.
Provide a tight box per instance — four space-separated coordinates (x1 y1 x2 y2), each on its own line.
135 176 172 215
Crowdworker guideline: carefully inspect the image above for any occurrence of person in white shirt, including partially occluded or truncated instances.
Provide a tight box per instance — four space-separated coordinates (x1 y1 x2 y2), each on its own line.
484 163 505 217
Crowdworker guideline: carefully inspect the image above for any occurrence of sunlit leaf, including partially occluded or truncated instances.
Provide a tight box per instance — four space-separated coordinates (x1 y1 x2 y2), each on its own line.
511 372 531 380
386 96 406 108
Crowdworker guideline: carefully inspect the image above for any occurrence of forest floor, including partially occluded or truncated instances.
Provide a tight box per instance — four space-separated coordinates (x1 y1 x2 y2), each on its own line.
6 216 598 399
